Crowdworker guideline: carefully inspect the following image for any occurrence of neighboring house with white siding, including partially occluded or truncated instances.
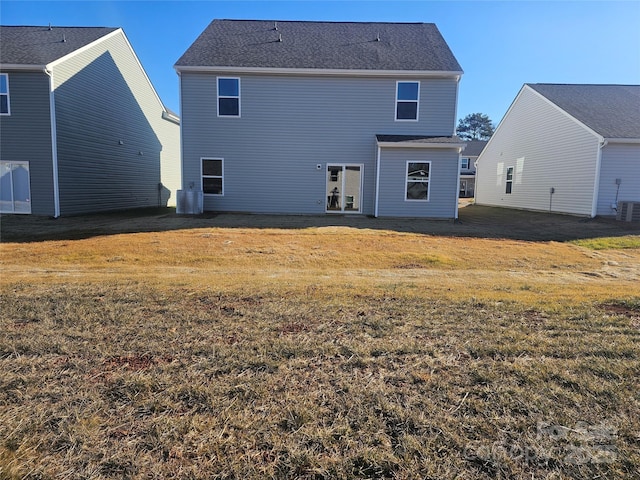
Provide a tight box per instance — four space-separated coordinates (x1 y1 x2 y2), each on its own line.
475 84 640 217
175 20 465 218
458 139 486 198
0 25 180 216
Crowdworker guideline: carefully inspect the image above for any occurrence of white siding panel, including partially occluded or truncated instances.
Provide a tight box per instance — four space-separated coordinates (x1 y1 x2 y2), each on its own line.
181 72 458 214
476 87 600 216
597 143 640 216
52 31 179 215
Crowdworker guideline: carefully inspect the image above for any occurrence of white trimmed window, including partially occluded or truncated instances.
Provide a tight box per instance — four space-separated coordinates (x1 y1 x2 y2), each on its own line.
405 161 430 201
217 77 240 117
0 74 10 115
395 81 419 121
505 166 514 194
202 158 224 195
461 157 470 170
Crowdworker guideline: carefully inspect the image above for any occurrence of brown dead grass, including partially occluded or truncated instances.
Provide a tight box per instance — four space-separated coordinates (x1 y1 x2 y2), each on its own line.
1 210 639 479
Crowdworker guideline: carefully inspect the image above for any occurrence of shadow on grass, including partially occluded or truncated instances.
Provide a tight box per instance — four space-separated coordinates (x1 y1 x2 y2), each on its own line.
1 205 639 243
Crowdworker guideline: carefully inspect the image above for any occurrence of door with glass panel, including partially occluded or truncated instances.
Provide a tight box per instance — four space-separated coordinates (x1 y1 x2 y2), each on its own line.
0 161 31 214
326 164 362 213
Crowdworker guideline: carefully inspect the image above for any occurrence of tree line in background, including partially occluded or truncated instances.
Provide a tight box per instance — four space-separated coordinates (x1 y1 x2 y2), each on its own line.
457 113 494 141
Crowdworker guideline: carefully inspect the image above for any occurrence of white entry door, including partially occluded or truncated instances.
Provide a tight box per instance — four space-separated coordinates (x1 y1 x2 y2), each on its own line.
0 161 32 214
326 164 363 213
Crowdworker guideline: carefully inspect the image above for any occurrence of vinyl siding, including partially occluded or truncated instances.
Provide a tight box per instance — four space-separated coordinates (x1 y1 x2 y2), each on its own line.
181 72 458 215
52 31 179 215
377 147 459 218
597 143 640 216
476 86 600 216
0 71 55 216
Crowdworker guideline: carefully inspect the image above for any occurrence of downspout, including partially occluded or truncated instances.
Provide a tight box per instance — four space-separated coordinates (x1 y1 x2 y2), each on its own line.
44 66 61 218
374 144 381 217
455 145 464 220
591 138 607 218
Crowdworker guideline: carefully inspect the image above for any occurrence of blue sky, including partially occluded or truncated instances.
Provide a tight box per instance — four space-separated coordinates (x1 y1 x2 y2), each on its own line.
2 1 639 126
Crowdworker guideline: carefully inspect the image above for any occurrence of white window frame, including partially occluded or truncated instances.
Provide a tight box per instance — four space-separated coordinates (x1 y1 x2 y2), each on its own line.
505 166 514 194
405 160 430 202
201 157 224 196
0 73 10 116
217 77 240 118
0 161 31 213
395 81 420 122
460 157 470 170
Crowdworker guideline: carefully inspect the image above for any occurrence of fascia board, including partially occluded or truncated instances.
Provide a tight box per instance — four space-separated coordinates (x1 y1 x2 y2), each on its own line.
46 28 122 70
46 28 172 116
174 65 463 79
0 64 47 71
377 141 466 151
604 138 640 144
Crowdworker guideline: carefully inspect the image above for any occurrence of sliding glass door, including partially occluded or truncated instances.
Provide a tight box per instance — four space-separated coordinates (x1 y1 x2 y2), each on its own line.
326 164 362 213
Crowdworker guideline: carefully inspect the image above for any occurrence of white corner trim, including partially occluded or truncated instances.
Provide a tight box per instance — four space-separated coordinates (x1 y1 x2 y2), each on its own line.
44 68 60 218
375 145 381 218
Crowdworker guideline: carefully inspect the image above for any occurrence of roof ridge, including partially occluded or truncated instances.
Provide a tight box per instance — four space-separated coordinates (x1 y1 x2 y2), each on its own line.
215 19 431 25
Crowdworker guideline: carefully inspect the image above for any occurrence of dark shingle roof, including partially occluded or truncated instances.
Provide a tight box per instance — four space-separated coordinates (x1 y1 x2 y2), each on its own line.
527 84 640 139
0 25 118 66
461 140 487 157
176 19 462 73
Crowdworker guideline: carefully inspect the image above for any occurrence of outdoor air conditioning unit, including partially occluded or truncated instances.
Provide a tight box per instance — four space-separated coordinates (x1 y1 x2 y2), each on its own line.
616 201 640 222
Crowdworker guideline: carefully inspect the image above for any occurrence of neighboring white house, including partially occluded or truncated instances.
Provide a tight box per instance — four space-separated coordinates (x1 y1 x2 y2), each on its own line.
175 20 465 218
0 25 181 216
475 84 640 217
458 140 486 198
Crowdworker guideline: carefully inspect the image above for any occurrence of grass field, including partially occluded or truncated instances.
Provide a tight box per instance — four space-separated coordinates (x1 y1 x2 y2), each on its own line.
1 207 639 479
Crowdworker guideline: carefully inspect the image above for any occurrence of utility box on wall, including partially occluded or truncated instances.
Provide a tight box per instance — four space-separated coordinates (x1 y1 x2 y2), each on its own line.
176 190 203 214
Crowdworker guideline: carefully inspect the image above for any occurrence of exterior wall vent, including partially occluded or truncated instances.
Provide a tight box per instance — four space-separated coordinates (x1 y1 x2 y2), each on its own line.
616 201 640 222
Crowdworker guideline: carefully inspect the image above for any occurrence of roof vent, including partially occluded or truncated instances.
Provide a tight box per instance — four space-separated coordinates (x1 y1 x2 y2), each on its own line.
62 34 66 43
278 33 282 42
376 33 380 42
274 21 278 31
48 23 53 31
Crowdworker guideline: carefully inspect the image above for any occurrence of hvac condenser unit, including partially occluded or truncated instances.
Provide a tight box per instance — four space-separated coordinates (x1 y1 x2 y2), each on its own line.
616 201 640 222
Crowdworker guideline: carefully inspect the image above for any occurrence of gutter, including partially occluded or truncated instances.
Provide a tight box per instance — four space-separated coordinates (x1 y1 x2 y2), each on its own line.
43 66 61 218
174 65 464 79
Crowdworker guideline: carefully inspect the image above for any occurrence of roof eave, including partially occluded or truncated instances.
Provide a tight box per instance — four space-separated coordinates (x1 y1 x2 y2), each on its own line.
174 65 463 79
0 63 47 71
604 137 640 144
377 141 466 150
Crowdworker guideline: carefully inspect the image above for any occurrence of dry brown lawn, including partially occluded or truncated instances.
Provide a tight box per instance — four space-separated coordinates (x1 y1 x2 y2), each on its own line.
1 207 639 479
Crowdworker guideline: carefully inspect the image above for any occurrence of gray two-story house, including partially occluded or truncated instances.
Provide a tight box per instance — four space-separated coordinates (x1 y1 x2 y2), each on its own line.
175 20 464 218
0 25 180 216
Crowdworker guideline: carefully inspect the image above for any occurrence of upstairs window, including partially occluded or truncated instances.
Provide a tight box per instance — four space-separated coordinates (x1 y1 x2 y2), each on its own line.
217 77 240 117
0 74 9 115
405 161 430 201
395 81 419 121
202 158 224 195
461 157 470 170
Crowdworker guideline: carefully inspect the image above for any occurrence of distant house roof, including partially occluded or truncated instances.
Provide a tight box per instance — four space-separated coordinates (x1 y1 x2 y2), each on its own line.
527 83 640 140
175 19 463 73
461 140 487 157
0 25 118 66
